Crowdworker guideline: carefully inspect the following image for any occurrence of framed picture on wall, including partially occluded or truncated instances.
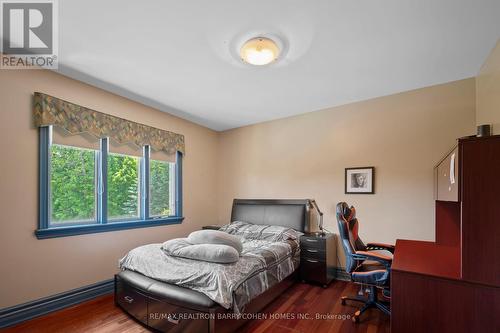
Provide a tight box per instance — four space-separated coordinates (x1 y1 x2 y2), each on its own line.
345 167 375 194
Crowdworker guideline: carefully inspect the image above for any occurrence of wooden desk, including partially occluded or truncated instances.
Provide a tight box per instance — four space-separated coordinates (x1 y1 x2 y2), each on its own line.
392 240 460 279
391 239 500 333
391 136 500 332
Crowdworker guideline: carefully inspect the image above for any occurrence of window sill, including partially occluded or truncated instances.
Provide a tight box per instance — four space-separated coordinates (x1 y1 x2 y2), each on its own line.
35 216 184 239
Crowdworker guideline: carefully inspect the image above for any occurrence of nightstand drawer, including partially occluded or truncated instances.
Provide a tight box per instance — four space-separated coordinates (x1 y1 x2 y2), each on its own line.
301 248 326 261
299 233 336 287
300 237 325 250
300 258 327 283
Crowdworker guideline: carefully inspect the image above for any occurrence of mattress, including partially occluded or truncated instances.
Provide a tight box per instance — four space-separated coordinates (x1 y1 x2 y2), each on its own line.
119 237 300 313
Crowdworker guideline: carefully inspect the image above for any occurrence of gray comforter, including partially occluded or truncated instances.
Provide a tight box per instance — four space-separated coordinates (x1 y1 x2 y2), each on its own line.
119 237 299 313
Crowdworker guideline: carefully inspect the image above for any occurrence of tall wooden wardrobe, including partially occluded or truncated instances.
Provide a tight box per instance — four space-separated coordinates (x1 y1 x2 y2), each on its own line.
391 135 500 333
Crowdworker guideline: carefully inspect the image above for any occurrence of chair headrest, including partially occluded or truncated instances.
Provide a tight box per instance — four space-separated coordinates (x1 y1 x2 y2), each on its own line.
336 202 356 222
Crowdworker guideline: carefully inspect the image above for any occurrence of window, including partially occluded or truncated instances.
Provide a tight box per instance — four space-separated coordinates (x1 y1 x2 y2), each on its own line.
107 139 142 221
50 144 97 224
36 126 183 239
49 126 100 226
149 150 176 217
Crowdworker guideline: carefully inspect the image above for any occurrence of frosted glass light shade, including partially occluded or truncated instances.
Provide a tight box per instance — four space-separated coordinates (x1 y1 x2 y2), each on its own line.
240 37 280 66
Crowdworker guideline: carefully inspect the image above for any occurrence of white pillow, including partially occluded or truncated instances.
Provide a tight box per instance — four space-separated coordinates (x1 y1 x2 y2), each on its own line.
187 230 243 253
162 238 239 263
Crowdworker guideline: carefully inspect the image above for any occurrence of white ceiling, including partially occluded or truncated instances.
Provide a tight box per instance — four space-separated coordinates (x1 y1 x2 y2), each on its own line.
57 0 500 131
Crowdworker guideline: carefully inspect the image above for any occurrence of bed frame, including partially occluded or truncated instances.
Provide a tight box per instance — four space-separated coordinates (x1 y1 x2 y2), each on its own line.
115 199 310 333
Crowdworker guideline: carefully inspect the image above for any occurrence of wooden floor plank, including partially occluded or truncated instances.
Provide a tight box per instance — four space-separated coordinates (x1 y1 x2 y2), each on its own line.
1 280 389 333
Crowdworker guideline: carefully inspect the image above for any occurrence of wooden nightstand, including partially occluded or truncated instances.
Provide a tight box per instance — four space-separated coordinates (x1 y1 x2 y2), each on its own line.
300 232 336 287
201 225 222 230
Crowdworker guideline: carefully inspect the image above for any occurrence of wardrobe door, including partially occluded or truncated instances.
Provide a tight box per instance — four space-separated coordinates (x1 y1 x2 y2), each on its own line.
436 147 458 202
460 136 500 286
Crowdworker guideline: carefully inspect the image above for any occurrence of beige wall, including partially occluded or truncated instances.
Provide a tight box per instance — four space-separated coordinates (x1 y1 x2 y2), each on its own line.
216 79 476 267
0 68 477 308
0 69 219 308
476 39 500 134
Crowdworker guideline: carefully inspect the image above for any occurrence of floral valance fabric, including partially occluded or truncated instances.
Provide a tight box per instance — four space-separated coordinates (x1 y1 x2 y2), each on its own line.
33 92 185 155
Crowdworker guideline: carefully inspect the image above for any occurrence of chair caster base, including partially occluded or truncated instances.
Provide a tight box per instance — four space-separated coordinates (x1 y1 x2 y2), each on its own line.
341 295 365 306
342 287 391 323
352 311 361 323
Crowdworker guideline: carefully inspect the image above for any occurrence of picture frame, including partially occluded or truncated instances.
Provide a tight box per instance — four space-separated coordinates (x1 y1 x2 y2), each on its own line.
345 167 375 194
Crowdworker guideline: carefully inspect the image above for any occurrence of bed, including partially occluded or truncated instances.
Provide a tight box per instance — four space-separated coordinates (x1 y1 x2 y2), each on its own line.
115 199 310 333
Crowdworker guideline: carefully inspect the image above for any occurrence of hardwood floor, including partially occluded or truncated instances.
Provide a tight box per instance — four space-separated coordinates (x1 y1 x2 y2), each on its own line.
1 281 389 333
240 281 389 333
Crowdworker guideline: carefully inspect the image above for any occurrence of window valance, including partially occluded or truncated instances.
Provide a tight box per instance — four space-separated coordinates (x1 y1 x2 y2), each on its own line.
33 92 185 155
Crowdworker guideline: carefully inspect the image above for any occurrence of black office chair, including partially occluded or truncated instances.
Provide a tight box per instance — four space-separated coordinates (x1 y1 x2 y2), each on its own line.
336 202 392 323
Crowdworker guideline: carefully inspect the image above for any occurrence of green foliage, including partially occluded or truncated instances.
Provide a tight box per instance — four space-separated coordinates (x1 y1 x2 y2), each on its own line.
50 145 95 222
50 145 172 223
107 153 139 219
150 160 170 216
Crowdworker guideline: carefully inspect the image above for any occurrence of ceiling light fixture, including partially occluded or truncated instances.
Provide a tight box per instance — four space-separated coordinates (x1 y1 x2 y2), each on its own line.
240 37 280 66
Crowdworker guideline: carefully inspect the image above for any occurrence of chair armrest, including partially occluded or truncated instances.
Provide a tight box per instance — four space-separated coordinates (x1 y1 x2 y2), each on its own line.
354 251 392 268
366 242 395 253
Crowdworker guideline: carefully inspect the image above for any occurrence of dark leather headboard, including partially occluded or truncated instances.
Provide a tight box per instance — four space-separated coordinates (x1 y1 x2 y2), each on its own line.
230 199 310 232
